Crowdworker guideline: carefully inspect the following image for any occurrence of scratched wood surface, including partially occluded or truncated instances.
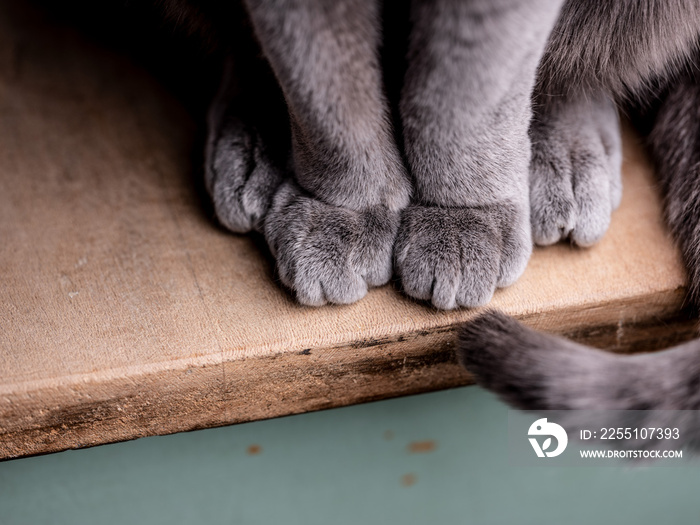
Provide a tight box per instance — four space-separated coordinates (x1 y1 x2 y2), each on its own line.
0 3 692 460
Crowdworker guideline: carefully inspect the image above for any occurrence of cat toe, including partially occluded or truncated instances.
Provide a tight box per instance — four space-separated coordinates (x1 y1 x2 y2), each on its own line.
530 144 615 248
568 185 612 247
495 205 532 287
530 147 577 246
533 145 614 248
292 269 368 307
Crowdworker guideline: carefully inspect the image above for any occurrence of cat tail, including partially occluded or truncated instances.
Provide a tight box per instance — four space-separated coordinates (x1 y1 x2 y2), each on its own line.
457 311 700 412
649 73 700 303
457 73 700 416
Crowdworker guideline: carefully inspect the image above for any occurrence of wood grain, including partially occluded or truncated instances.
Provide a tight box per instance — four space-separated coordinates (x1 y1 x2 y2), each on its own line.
0 3 692 459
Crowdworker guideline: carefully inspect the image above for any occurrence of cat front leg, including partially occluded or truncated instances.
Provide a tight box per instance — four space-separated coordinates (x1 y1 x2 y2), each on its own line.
396 0 564 309
244 0 411 305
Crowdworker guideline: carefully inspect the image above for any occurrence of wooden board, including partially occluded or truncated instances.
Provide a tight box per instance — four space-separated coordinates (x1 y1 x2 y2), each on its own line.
0 3 692 460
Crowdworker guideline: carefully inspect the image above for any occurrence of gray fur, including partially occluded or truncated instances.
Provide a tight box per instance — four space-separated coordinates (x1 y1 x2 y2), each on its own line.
186 0 700 306
395 204 527 309
265 181 399 306
208 0 565 308
181 0 700 413
530 93 622 247
455 5 700 416
244 0 410 212
242 0 411 305
459 312 700 449
529 0 699 249
649 73 700 303
395 0 563 308
206 58 290 233
537 0 700 99
459 312 700 413
205 0 565 308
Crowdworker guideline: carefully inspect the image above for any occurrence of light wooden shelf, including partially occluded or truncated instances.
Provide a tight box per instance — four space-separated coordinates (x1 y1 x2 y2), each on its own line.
0 3 691 459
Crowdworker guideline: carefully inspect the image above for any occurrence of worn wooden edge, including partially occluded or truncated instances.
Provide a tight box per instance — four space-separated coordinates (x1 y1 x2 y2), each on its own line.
1 287 695 461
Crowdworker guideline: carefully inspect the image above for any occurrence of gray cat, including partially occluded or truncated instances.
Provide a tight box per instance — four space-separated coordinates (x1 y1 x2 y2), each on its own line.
172 0 700 431
201 0 561 308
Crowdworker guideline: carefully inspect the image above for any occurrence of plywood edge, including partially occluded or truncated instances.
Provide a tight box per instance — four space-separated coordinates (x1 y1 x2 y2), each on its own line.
1 285 693 460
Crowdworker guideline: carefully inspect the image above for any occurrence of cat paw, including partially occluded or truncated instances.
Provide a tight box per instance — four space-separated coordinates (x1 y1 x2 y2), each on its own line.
530 95 622 247
206 119 287 233
394 204 531 310
264 181 399 306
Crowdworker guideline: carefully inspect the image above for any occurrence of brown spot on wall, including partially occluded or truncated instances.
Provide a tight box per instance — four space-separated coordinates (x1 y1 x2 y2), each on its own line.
401 473 416 487
247 444 262 455
408 440 436 453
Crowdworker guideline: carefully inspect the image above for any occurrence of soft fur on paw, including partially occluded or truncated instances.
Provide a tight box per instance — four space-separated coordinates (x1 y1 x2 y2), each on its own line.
264 181 399 306
206 118 287 233
530 94 622 247
394 204 531 310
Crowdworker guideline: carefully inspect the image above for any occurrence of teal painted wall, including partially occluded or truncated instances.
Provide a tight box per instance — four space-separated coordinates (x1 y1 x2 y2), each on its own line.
2 386 699 524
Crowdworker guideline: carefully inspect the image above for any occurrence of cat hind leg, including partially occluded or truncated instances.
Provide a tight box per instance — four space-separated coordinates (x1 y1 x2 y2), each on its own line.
206 55 291 234
529 93 622 247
